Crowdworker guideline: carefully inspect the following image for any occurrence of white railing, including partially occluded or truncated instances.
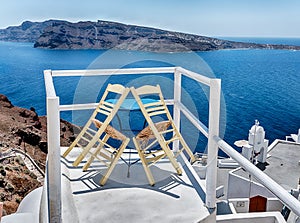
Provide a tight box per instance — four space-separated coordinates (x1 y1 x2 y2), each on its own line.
61 67 218 206
214 136 300 217
44 66 300 222
44 70 62 223
44 66 220 222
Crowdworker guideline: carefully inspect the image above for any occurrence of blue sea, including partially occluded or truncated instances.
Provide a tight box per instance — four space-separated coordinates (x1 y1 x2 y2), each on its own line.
0 38 300 154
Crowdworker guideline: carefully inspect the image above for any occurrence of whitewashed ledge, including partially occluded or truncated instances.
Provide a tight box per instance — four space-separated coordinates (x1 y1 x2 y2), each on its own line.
60 147 213 223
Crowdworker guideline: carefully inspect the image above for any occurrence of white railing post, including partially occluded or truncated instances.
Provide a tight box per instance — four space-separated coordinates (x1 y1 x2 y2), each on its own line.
173 68 182 151
46 96 61 223
206 79 221 209
44 70 62 222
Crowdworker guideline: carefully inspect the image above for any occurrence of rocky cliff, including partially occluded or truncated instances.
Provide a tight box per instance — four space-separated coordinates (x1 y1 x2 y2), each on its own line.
0 94 78 215
30 20 300 51
1 20 299 52
0 20 62 43
33 20 250 51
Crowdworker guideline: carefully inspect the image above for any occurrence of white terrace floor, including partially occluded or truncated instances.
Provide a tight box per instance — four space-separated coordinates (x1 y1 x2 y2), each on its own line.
60 147 212 223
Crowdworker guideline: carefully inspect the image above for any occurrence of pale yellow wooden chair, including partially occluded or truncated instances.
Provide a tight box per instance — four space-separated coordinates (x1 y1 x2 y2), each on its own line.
131 85 195 186
63 84 130 176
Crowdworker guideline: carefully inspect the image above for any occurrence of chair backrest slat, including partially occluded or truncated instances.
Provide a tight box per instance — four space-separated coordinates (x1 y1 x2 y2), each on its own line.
99 104 114 113
102 101 114 108
146 105 165 113
143 101 163 108
148 110 167 117
107 83 127 94
135 85 161 95
97 109 111 116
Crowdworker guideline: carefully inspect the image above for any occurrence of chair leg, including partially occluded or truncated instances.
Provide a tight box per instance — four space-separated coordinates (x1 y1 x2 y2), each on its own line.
73 130 104 167
62 139 78 158
160 144 182 175
133 138 155 186
100 138 130 186
82 134 110 171
174 133 195 163
73 143 93 167
181 141 196 163
63 121 92 158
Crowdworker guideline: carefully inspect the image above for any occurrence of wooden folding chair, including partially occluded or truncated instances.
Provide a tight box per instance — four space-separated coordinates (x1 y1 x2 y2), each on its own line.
63 84 130 172
131 85 195 186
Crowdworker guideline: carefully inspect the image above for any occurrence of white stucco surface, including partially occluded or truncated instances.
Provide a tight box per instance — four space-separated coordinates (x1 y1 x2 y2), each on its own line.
61 147 211 223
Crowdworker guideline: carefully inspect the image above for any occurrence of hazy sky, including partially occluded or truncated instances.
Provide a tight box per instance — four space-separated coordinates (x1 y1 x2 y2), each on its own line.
0 0 299 37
